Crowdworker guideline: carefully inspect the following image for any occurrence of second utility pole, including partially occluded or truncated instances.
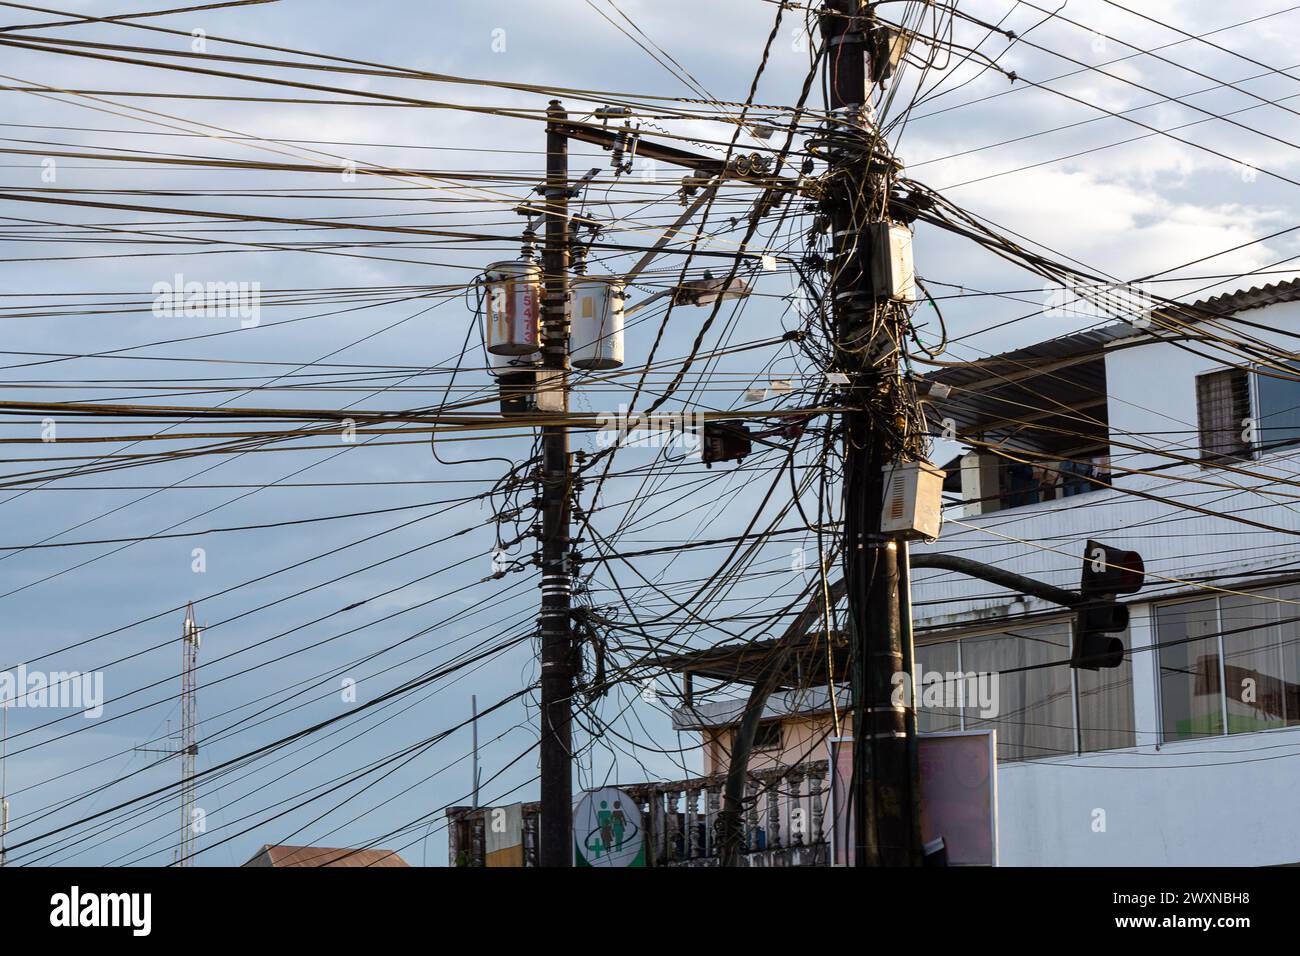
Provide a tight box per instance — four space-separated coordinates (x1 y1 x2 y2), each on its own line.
538 99 575 867
820 0 919 867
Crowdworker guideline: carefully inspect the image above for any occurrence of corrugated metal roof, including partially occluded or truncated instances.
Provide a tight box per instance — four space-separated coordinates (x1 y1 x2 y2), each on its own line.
654 630 849 689
244 844 410 867
1190 277 1300 316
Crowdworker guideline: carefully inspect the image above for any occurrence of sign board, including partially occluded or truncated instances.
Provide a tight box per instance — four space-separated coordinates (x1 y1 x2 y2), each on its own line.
918 730 997 866
573 787 645 867
828 730 997 866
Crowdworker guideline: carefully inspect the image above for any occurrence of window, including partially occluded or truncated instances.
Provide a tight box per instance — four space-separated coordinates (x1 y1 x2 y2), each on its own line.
1157 598 1222 740
915 619 1135 762
752 722 782 752
1220 593 1290 732
914 639 961 734
1196 368 1251 463
1255 362 1300 453
963 623 1075 762
1077 648 1136 753
1158 587 1300 741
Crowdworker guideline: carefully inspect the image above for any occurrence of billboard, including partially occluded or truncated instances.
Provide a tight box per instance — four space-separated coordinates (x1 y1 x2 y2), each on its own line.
917 730 997 866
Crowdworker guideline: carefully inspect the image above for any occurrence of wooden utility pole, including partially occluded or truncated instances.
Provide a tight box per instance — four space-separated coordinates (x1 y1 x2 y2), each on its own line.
538 99 575 867
820 0 919 867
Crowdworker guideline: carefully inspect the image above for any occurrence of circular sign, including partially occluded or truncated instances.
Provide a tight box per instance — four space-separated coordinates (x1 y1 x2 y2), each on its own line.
573 787 644 867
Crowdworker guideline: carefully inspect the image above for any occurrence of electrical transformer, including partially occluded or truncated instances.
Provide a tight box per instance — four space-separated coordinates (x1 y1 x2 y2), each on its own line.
482 260 542 355
881 459 945 539
569 277 626 370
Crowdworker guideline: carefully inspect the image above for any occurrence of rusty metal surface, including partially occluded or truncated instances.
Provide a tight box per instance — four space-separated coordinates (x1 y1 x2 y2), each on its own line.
245 844 410 867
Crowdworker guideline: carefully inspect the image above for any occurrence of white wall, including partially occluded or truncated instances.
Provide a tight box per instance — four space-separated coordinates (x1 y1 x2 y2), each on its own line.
997 724 1300 866
1104 299 1300 478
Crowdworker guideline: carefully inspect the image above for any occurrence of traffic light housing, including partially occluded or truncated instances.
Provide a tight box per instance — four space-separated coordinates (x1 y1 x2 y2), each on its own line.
1080 539 1144 597
1073 603 1127 670
702 422 752 468
1072 540 1144 671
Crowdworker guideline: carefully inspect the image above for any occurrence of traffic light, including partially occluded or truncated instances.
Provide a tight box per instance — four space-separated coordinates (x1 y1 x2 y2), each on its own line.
1072 539 1144 671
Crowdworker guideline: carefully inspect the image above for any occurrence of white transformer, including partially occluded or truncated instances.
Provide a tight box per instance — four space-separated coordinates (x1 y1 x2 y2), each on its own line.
483 260 542 356
569 277 625 370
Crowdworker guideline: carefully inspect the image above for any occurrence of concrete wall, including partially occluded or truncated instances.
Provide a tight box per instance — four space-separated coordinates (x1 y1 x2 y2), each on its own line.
701 713 850 776
996 724 1300 866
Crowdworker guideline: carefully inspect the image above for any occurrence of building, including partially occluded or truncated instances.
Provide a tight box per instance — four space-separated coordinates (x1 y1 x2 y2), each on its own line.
243 844 410 867
904 280 1300 865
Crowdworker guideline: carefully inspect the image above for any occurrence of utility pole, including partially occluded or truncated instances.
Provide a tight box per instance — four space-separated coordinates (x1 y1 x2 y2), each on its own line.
513 108 776 865
537 99 575 867
820 0 920 866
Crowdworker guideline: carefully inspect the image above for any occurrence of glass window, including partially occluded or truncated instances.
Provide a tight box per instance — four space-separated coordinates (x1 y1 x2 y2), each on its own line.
753 722 782 752
1255 363 1300 452
1076 630 1136 753
1275 584 1300 726
1157 599 1223 741
913 639 961 734
962 622 1074 762
1220 592 1288 733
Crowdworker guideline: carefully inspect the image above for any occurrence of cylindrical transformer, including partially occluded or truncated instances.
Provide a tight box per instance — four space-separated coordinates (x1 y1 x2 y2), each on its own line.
569 277 625 370
482 260 542 355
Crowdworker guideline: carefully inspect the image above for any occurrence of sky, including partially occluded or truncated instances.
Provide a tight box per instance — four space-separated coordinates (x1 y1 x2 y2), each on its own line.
1 0 1298 866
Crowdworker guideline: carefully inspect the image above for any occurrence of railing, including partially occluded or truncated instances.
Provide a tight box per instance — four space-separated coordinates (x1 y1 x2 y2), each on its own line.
447 759 830 867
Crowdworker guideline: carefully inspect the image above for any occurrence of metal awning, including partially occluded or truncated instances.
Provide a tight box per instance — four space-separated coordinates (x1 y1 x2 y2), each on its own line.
654 630 849 691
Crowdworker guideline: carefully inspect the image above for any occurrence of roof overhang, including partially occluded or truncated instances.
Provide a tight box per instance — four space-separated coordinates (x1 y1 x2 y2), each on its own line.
920 324 1136 457
653 630 849 690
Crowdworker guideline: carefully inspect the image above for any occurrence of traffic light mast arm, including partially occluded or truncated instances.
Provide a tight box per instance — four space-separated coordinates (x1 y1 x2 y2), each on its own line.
713 555 1082 864
909 554 1086 609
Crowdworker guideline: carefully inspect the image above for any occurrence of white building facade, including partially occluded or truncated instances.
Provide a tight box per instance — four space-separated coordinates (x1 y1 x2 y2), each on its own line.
914 281 1300 866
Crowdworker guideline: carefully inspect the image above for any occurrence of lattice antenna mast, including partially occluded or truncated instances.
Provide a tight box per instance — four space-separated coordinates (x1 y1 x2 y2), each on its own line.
179 603 201 866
